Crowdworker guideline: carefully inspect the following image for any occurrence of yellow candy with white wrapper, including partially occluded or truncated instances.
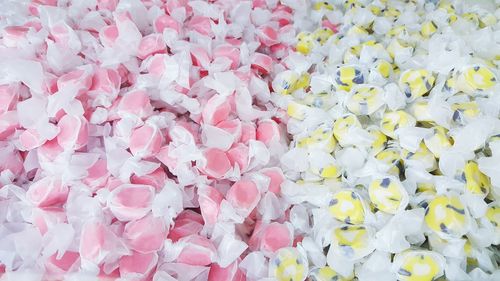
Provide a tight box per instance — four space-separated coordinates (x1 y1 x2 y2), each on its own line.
272 0 500 279
333 114 362 147
328 190 366 225
424 195 469 239
269 247 308 281
369 177 408 214
309 266 353 281
334 65 365 91
393 250 445 281
346 85 384 115
329 224 375 261
399 69 436 101
456 65 497 94
380 110 416 139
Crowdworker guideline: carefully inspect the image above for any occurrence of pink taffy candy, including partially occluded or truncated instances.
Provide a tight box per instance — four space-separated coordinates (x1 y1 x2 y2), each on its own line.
256 25 278 47
37 139 64 162
0 143 23 176
227 144 249 171
250 53 273 75
46 251 80 277
188 16 213 37
200 148 232 179
57 69 93 95
260 167 284 194
99 24 119 48
155 15 181 33
217 119 242 141
202 95 231 125
191 45 212 68
57 114 89 150
137 34 166 60
213 45 240 69
117 90 154 119
256 119 281 145
119 251 158 280
107 184 155 221
272 5 293 27
168 210 204 242
123 214 167 253
129 124 163 158
156 145 178 172
176 235 216 266
198 185 224 225
240 122 256 144
83 159 110 191
97 0 118 11
0 111 18 140
2 26 30 47
226 180 260 213
79 222 106 263
0 84 19 114
208 261 246 281
259 222 292 253
90 67 121 96
26 176 68 207
131 168 167 191
32 208 67 235
19 128 44 150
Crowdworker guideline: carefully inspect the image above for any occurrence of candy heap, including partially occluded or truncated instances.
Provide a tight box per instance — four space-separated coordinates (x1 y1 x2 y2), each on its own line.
0 0 499 280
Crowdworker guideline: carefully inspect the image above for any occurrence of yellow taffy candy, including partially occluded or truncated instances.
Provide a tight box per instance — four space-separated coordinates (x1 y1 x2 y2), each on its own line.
373 59 393 79
296 32 313 55
451 101 480 123
346 85 384 115
313 1 334 11
423 126 453 158
330 224 374 260
425 195 468 238
461 65 497 92
485 204 500 231
375 148 404 177
333 114 362 146
311 28 334 45
367 127 388 155
421 21 438 38
270 247 308 281
334 65 365 91
409 100 433 122
393 250 445 281
309 266 353 281
462 161 491 196
387 39 414 60
287 101 309 120
399 69 436 100
479 12 497 27
303 93 336 110
369 177 408 214
328 190 366 224
462 12 480 26
401 142 437 172
273 70 299 95
297 124 337 152
380 110 417 139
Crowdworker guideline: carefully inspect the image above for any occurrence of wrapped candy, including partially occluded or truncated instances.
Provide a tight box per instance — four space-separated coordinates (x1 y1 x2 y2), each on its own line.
1 0 500 280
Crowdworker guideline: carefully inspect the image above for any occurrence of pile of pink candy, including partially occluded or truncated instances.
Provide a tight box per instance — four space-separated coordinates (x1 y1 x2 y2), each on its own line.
0 0 325 280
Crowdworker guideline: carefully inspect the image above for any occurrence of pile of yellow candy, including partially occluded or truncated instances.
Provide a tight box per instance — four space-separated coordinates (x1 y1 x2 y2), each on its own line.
273 0 500 280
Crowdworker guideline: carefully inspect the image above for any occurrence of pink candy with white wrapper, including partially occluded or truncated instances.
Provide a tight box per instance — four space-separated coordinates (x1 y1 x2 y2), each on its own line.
0 0 383 280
